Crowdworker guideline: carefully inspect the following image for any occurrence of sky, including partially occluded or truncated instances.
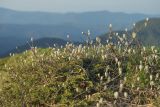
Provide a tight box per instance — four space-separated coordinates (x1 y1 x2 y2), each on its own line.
0 0 160 14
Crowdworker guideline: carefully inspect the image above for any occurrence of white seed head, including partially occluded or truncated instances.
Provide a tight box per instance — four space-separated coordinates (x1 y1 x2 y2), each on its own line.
31 37 33 42
67 35 70 38
150 75 153 81
145 65 149 73
118 61 121 67
124 77 127 82
124 92 128 98
105 71 108 77
150 81 154 86
109 24 112 28
98 73 100 78
132 32 136 39
119 83 124 92
125 28 128 32
76 88 79 92
114 92 119 99
115 57 118 63
137 77 140 81
146 17 149 22
128 49 131 54
100 76 103 81
139 64 143 71
99 98 103 104
104 85 107 90
88 30 91 36
116 33 119 36
151 46 155 52
96 37 101 43
156 73 159 79
118 68 123 75
96 102 100 107
143 47 146 51
123 34 126 39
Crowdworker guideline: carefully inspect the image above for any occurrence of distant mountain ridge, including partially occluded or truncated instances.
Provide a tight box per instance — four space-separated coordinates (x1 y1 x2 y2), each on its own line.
0 7 160 57
0 7 149 25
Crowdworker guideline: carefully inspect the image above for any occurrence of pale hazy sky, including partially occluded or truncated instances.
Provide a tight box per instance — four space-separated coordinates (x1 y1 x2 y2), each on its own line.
0 0 160 14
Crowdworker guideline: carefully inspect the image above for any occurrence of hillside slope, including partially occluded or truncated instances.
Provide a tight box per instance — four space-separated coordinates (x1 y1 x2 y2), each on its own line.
99 18 160 45
0 37 68 57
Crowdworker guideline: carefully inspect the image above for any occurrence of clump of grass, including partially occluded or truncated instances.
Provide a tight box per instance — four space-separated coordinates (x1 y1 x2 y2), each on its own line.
0 18 160 107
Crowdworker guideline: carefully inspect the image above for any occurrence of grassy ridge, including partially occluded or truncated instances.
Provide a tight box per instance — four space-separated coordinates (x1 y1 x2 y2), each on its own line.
0 19 160 107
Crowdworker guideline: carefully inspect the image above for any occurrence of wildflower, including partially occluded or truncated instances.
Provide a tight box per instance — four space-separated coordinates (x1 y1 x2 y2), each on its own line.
156 73 159 80
123 34 126 39
114 92 119 99
132 32 136 39
127 49 131 54
125 42 128 46
67 35 70 39
132 84 135 88
125 28 128 32
96 102 100 107
137 77 140 81
98 73 100 78
143 47 146 51
144 65 149 73
96 37 101 43
116 33 119 36
154 55 158 59
151 46 155 52
145 22 147 27
139 64 143 71
106 40 109 43
133 49 136 54
124 92 128 98
150 75 153 81
104 85 107 90
88 30 91 36
82 32 84 35
124 77 127 82
107 76 111 83
118 68 122 75
115 57 118 63
102 55 105 60
31 37 33 42
105 71 108 77
90 40 93 44
88 95 91 100
76 88 79 92
99 98 103 104
118 61 121 67
150 81 154 86
100 76 103 81
86 87 88 91
146 17 149 22
119 37 123 42
119 83 124 92
4 64 7 68
109 24 112 28
154 49 158 53
68 57 71 61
